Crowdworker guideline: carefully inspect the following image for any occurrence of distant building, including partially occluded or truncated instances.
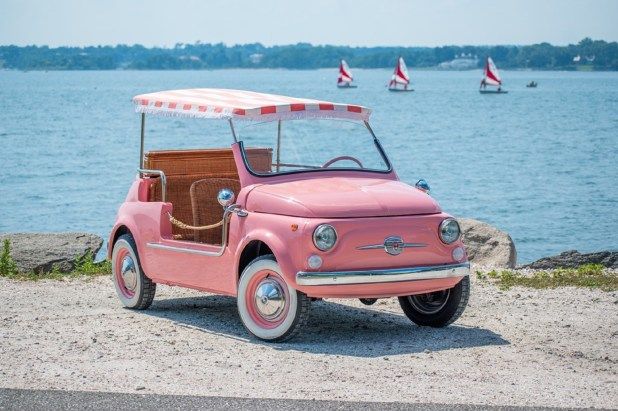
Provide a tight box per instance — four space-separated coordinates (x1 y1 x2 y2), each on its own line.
438 53 479 70
179 55 201 62
573 55 581 62
249 53 264 64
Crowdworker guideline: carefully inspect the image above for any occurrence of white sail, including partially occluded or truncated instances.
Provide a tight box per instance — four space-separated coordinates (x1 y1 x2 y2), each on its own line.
486 57 501 82
338 60 354 85
482 57 502 86
391 57 409 84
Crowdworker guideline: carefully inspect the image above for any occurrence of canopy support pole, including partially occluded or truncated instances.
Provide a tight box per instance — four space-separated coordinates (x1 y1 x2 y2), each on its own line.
364 120 377 139
228 119 238 143
276 120 282 172
139 113 145 172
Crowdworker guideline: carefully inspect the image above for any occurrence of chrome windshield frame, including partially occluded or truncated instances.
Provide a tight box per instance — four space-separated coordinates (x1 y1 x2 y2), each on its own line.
238 120 393 178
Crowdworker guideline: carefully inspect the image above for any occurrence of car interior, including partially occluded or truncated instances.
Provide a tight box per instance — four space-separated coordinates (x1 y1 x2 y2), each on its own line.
144 147 272 244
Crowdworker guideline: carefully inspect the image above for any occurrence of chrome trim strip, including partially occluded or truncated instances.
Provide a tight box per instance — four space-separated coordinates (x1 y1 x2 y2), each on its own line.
356 242 427 250
146 242 222 257
296 262 469 286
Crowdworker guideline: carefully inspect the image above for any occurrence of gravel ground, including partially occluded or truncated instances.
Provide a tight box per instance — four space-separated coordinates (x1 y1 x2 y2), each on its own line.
0 274 616 409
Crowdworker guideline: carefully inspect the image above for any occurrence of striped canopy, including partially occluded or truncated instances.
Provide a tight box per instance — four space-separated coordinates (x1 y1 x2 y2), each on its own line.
133 88 371 122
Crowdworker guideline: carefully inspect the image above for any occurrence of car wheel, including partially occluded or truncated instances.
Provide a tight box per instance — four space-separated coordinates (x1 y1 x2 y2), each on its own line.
398 276 469 327
111 234 156 310
237 254 311 342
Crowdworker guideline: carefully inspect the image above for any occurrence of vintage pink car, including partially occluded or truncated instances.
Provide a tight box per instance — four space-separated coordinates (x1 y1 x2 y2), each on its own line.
109 88 470 341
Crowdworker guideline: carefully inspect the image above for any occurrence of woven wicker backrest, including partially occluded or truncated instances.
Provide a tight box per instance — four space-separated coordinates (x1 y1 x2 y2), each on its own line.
144 148 271 241
190 178 241 244
144 148 273 176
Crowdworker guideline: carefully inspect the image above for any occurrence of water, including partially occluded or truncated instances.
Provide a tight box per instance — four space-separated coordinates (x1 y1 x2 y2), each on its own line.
0 69 616 263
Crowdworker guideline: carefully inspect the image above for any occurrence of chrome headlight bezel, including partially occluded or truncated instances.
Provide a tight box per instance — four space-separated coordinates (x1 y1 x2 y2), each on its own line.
313 224 338 251
439 218 460 244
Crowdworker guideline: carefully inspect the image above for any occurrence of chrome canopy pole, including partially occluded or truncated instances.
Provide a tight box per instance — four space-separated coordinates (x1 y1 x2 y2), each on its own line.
276 120 282 172
364 120 377 139
228 119 238 143
139 113 145 173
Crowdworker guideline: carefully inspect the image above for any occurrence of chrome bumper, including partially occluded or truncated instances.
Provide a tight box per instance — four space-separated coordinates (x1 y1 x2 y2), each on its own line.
296 262 470 286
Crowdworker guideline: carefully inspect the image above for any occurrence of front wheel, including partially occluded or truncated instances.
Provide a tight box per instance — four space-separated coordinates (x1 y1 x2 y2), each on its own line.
237 255 311 342
111 234 156 310
398 276 469 327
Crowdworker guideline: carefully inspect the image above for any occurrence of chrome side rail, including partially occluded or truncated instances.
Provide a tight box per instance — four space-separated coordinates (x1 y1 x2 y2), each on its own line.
297 262 470 286
137 168 167 202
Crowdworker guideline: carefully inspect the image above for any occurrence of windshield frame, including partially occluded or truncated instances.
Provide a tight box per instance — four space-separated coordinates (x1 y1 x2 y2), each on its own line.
238 120 393 178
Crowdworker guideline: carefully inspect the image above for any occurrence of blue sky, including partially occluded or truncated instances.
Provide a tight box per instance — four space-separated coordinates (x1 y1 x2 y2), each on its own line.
1 0 617 47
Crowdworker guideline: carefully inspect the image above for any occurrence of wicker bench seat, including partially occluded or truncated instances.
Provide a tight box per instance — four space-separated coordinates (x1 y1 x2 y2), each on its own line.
144 148 271 243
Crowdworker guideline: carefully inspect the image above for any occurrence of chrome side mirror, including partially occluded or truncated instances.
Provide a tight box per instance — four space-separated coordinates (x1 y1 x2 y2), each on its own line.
415 179 430 193
217 188 235 208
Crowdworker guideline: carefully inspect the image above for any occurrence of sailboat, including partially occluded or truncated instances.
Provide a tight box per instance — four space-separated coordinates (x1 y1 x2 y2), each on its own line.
337 60 357 88
388 56 413 92
479 57 507 94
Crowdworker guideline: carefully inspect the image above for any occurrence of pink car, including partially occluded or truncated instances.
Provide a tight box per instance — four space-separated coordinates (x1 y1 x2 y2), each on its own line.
109 89 470 341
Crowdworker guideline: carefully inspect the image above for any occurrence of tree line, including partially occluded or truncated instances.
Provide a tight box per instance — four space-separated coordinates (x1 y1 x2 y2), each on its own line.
0 38 616 71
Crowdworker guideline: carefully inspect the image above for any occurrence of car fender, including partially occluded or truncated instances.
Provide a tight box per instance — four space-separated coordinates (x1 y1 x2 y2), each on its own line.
235 222 305 288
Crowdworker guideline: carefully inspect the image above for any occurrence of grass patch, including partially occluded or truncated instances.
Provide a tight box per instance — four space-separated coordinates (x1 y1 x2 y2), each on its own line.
476 264 617 291
0 239 111 281
0 239 19 277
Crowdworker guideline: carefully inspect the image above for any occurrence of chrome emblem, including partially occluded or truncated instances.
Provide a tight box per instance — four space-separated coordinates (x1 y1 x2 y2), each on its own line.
356 236 427 255
384 236 405 255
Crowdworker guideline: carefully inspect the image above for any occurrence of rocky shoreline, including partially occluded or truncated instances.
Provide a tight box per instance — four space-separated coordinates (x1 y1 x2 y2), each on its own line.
0 219 616 275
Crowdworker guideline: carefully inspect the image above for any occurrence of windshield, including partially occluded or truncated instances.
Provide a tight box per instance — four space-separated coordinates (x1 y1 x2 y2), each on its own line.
237 119 391 176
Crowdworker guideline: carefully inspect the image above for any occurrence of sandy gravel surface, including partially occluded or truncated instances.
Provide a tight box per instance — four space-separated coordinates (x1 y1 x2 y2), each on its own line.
0 274 616 409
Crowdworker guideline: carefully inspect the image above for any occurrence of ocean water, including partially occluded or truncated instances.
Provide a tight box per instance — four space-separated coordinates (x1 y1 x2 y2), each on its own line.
0 69 616 263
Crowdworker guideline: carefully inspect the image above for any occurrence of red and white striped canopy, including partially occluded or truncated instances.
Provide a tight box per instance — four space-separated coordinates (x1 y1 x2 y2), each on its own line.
133 88 371 121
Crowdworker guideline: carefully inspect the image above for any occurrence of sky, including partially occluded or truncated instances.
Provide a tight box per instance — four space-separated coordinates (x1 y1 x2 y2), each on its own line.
1 0 617 47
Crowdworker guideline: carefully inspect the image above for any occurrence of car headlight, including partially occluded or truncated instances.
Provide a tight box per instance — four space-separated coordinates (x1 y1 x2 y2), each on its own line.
439 218 460 244
313 224 337 251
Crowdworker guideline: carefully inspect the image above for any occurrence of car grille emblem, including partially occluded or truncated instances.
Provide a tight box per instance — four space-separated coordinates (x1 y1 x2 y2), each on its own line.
356 236 427 255
384 236 404 255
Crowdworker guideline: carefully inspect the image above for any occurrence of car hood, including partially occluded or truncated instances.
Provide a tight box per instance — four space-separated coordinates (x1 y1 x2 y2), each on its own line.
245 177 441 218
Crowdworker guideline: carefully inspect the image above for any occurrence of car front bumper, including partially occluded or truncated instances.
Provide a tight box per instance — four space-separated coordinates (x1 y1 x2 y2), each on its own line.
296 262 470 286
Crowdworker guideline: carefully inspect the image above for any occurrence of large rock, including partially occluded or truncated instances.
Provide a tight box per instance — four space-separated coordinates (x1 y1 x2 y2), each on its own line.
0 233 103 274
458 218 517 269
522 250 618 270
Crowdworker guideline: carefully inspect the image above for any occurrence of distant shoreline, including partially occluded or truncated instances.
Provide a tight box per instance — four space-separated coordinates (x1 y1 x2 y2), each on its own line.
1 38 616 71
2 67 615 72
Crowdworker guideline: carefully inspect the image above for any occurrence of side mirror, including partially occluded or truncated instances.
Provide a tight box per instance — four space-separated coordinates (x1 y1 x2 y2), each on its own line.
217 188 235 208
415 179 430 194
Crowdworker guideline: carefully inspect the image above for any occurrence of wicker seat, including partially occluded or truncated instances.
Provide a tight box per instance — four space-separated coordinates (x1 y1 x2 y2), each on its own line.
144 148 271 241
190 178 241 244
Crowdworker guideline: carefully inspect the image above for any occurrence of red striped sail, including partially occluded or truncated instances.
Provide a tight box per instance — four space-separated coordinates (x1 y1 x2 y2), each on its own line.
482 57 502 86
338 60 354 85
388 57 410 89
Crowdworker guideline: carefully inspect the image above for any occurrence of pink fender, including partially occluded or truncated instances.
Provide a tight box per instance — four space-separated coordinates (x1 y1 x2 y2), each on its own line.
233 213 310 288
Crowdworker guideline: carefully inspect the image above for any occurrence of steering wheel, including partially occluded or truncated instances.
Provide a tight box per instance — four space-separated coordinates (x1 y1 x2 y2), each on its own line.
322 156 364 168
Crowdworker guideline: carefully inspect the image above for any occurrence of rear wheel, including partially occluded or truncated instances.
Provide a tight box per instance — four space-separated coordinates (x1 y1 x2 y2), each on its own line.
398 276 469 327
112 234 156 310
237 255 310 342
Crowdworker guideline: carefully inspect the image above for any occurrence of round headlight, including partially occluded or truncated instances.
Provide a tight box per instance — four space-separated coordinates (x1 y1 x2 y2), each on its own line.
439 218 460 244
313 224 337 251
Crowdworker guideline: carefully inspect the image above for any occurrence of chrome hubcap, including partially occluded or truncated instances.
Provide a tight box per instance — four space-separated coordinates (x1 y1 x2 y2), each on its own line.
120 256 137 291
254 278 286 320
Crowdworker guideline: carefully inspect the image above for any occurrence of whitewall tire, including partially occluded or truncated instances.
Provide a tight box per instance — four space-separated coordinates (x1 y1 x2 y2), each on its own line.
237 255 310 342
111 234 156 310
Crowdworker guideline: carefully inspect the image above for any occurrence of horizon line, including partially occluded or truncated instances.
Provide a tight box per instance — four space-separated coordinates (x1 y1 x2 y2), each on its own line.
1 37 613 49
